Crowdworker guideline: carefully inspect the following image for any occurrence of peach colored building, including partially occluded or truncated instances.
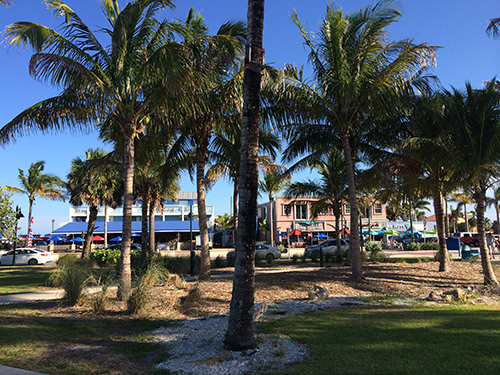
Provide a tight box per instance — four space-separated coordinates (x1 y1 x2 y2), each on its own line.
257 196 388 245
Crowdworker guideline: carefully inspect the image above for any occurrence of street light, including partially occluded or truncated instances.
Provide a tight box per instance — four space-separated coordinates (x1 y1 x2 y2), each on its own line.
12 206 24 266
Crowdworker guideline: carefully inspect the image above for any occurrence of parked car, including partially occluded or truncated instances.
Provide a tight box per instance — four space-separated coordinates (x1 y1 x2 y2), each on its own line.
459 232 479 246
0 248 53 265
226 244 281 262
304 239 350 258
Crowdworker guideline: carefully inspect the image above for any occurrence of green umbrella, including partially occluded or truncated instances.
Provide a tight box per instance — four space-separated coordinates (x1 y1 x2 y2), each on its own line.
425 230 437 234
384 230 400 235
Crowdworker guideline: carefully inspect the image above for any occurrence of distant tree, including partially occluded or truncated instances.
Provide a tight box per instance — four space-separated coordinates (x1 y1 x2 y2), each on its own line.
0 0 13 6
215 214 234 231
2 161 65 243
67 149 122 258
0 190 17 242
486 186 500 234
448 81 500 285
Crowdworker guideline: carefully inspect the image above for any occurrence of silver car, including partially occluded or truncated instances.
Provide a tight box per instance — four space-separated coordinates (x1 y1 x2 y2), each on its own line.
304 239 350 258
226 244 281 261
0 248 53 265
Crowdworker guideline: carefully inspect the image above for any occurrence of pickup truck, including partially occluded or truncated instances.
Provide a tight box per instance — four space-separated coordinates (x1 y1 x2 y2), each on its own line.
459 233 479 246
394 233 437 244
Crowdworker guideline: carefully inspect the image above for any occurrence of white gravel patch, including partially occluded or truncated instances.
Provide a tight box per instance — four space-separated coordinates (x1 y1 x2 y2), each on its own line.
153 296 364 375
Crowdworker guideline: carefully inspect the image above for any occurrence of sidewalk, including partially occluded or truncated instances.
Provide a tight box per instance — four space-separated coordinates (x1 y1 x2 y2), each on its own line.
0 365 48 375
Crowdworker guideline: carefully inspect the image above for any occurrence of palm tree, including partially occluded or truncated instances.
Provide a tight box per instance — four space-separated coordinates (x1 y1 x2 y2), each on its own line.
2 161 65 243
259 167 290 246
448 80 500 286
276 2 436 281
486 186 500 234
67 149 122 258
284 150 347 262
1 0 188 300
214 213 234 231
225 0 265 351
179 10 245 280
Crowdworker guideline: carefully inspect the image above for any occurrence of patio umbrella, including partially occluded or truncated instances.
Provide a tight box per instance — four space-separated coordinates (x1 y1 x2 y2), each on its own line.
425 230 437 234
91 235 105 241
0 233 2 239
289 229 302 236
313 233 328 238
131 232 141 237
275 233 287 237
48 235 64 242
110 236 122 242
69 237 84 242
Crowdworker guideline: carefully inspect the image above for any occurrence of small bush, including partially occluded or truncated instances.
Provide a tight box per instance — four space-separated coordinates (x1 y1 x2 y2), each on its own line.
181 282 203 312
161 255 201 274
90 248 141 265
226 253 236 267
406 243 420 251
311 250 320 263
421 242 439 250
365 242 382 253
126 262 168 315
49 259 93 306
292 254 299 264
90 269 117 314
213 255 226 268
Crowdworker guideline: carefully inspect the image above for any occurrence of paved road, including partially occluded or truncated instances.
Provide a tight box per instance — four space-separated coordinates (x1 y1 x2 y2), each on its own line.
0 365 48 375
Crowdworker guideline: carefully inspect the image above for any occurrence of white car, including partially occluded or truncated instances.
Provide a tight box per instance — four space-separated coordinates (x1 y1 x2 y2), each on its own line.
226 244 281 262
0 248 53 266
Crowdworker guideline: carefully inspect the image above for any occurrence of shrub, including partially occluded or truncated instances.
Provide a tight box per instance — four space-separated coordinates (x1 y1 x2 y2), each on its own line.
181 282 203 312
311 250 320 263
421 242 439 250
213 255 226 269
126 262 169 315
49 259 93 306
161 255 201 275
406 243 420 251
226 252 236 267
365 241 382 253
292 254 299 263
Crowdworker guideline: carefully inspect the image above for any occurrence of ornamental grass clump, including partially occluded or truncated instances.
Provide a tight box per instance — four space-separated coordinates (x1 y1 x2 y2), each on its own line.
127 261 169 315
49 258 93 306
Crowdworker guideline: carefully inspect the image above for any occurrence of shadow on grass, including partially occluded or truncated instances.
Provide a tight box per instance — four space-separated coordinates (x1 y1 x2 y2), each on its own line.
0 301 175 375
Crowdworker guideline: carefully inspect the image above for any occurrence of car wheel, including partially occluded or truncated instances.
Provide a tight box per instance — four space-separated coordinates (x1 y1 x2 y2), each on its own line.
28 258 38 265
265 253 274 264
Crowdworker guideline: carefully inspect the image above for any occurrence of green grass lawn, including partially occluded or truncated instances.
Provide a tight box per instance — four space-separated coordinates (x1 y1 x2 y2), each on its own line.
262 304 500 375
0 302 173 375
0 266 56 295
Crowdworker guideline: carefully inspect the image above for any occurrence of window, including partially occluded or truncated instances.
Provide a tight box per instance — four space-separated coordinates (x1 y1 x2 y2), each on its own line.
296 204 308 220
374 203 382 215
282 204 292 216
344 204 351 214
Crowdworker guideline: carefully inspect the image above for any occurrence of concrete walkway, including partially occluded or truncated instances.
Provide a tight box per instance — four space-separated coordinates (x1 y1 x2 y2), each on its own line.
0 365 48 375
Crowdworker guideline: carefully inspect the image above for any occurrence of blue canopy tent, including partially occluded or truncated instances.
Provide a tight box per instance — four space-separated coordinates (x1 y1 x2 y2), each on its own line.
131 232 141 237
110 236 122 242
48 235 64 242
69 237 84 242
313 233 328 238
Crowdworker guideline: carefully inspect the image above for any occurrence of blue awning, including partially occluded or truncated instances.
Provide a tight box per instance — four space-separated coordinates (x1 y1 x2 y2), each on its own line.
53 220 200 235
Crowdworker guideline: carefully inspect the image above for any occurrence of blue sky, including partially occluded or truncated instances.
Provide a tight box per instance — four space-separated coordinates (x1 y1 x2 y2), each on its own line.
0 0 499 235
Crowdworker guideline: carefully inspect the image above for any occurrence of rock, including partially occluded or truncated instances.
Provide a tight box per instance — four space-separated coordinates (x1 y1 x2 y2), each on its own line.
308 285 329 301
252 302 268 321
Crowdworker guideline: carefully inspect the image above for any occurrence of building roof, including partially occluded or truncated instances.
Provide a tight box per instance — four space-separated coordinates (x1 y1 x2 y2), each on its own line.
53 221 200 235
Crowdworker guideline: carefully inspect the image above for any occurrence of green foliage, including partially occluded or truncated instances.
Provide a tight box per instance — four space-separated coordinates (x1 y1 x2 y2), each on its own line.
90 248 141 266
0 190 16 240
160 255 201 275
366 242 388 262
292 254 299 263
49 258 93 306
226 252 236 267
127 262 169 315
213 255 226 268
365 242 382 253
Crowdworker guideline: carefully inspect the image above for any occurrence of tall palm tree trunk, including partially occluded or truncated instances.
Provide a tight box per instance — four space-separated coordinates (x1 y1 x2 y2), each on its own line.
149 204 155 254
476 190 499 285
233 181 239 246
409 202 414 242
464 202 469 232
433 188 450 272
119 132 134 301
141 196 149 264
269 195 274 246
495 202 500 234
196 145 211 280
444 198 449 236
340 134 362 281
82 205 98 259
225 0 264 351
104 205 108 248
334 204 342 263
27 199 34 246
